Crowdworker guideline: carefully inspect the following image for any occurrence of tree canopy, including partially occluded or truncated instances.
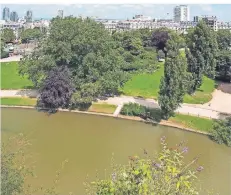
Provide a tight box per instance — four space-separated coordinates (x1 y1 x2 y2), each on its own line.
20 27 43 43
1 28 16 43
19 17 128 109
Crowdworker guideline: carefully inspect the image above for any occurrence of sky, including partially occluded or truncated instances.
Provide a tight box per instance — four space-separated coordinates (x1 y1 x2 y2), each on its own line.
1 4 231 22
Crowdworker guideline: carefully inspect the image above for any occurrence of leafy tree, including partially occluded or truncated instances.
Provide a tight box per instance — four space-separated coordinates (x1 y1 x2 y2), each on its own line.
20 28 43 43
216 50 231 82
216 29 231 50
151 28 170 57
210 117 231 147
37 66 75 112
85 137 204 195
186 21 218 92
185 48 204 93
158 35 188 119
19 17 127 109
1 28 16 43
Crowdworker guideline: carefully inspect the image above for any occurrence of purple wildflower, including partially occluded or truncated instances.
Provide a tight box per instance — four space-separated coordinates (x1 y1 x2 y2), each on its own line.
152 163 161 169
197 166 204 172
160 136 166 143
182 147 188 153
112 173 116 181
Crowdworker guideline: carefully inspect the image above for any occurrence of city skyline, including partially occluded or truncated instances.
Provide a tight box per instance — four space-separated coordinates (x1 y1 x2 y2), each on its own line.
1 4 231 22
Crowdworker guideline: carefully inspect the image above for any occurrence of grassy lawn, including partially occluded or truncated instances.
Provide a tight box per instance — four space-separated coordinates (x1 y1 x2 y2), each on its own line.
0 97 117 114
1 61 33 89
169 114 214 133
121 62 215 104
121 63 164 99
1 97 37 106
183 76 215 104
88 103 117 114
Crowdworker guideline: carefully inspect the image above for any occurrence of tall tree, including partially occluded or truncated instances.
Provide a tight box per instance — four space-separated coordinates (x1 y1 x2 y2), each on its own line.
186 21 218 92
19 17 127 109
216 29 231 51
216 50 231 82
20 28 43 43
158 35 188 119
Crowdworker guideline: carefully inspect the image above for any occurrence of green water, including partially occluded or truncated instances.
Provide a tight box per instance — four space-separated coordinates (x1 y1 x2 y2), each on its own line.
1 108 231 194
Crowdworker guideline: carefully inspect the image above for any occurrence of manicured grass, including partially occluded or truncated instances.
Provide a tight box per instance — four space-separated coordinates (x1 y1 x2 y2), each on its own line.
87 103 117 114
121 63 164 99
0 97 37 106
1 61 33 89
121 62 215 104
183 76 215 104
169 114 214 133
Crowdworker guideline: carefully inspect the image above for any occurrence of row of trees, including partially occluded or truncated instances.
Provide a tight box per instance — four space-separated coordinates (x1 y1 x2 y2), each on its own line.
158 21 231 119
18 16 231 114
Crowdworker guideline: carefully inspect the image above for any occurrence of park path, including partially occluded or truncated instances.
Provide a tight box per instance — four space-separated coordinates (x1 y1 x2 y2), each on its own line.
1 89 230 120
0 55 22 62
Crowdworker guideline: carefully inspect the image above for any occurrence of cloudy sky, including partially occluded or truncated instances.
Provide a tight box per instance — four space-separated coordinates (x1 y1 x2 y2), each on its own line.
1 4 231 21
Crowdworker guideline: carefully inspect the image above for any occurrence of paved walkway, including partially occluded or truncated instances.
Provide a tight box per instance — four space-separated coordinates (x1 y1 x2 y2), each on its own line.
1 89 230 119
0 55 22 63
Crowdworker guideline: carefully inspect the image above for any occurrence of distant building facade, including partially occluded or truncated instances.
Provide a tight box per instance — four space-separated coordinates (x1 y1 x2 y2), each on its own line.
57 10 64 18
174 5 189 22
10 11 18 22
202 16 218 31
2 7 10 21
25 10 33 23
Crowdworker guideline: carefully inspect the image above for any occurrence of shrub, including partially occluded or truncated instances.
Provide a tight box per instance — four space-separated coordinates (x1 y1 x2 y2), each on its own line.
210 117 231 147
85 137 204 195
0 50 9 59
121 103 162 122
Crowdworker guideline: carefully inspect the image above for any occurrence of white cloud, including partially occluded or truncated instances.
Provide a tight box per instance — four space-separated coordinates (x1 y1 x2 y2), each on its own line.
199 4 213 12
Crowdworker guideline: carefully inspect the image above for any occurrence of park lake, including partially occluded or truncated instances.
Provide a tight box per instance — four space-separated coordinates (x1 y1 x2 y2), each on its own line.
2 107 231 194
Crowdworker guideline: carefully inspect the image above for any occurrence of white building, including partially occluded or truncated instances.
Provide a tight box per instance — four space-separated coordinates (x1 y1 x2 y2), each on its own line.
174 5 189 22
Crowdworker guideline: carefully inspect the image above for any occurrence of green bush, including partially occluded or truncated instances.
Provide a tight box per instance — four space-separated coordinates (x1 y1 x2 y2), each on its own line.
121 103 146 116
0 50 9 59
121 103 162 122
85 138 204 195
210 117 231 147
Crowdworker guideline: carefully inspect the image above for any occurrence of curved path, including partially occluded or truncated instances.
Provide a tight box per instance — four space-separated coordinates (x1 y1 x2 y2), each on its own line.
1 89 230 120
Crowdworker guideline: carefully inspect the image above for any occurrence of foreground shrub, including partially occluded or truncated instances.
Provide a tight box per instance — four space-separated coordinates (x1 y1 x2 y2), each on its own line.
85 137 204 195
210 117 231 147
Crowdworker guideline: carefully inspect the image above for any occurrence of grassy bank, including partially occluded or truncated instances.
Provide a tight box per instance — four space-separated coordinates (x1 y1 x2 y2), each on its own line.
0 97 37 106
121 62 215 104
0 98 116 114
88 103 117 114
1 61 33 89
169 114 213 133
183 77 215 104
120 103 213 133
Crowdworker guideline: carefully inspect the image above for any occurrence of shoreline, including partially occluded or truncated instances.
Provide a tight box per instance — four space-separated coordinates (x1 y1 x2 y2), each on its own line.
1 105 210 136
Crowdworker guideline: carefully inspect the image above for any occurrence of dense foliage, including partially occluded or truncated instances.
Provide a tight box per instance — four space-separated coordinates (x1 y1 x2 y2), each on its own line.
85 137 204 195
1 28 16 43
215 29 231 82
121 103 162 122
20 27 43 43
1 134 31 195
216 50 231 82
158 35 188 119
186 21 218 92
210 117 231 147
37 66 75 112
19 17 131 109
